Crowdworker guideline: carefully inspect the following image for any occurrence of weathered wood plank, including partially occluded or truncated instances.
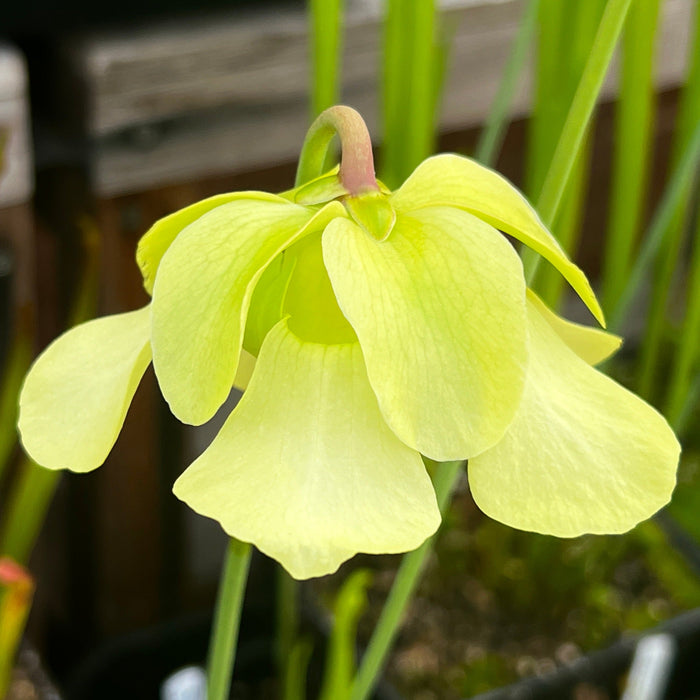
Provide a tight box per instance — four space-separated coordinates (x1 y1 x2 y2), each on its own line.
0 44 33 208
58 0 694 196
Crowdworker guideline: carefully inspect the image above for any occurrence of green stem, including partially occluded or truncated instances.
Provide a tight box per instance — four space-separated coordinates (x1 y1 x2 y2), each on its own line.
525 0 567 200
523 0 633 277
403 0 438 178
536 132 591 309
349 460 463 700
635 4 700 400
607 123 700 333
537 0 631 227
207 538 252 700
295 106 378 193
665 198 700 426
309 0 344 118
476 0 539 167
380 0 409 188
601 0 661 312
276 567 299 689
0 460 60 564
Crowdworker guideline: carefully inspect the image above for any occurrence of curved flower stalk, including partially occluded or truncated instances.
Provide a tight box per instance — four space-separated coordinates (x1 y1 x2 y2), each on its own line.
18 106 679 580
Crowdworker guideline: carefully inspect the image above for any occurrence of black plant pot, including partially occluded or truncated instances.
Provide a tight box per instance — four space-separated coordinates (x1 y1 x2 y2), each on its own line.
471 608 700 700
63 611 276 700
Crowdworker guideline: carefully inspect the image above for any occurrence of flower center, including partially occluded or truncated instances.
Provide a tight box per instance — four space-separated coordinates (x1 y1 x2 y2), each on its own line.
282 233 357 345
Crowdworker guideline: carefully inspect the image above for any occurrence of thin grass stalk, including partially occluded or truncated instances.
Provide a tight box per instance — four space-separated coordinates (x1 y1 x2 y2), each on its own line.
476 0 539 166
0 460 59 563
380 0 441 188
309 0 344 117
525 0 567 200
607 123 700 334
380 0 411 188
524 0 634 281
403 0 437 178
533 0 604 307
665 187 700 426
676 371 700 439
636 3 700 399
318 570 371 700
637 193 693 400
537 143 590 310
349 460 463 700
207 539 252 700
601 0 661 313
276 568 299 686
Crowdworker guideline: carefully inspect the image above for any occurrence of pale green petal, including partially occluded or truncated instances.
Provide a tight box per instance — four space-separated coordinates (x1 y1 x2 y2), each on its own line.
527 289 621 365
232 349 255 391
391 154 605 326
18 306 152 472
136 191 285 295
468 297 679 536
323 206 528 461
173 321 440 580
151 200 345 425
282 232 356 345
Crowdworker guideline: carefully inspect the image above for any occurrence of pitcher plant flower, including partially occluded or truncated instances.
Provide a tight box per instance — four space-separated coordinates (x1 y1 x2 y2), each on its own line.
18 106 679 579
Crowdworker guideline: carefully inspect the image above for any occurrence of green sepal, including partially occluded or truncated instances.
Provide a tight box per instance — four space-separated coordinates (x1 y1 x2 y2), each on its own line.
344 192 396 242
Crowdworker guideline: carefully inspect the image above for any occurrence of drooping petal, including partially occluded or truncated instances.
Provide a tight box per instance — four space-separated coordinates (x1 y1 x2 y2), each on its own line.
136 191 285 295
18 306 152 472
151 199 346 426
323 205 528 461
173 320 440 580
391 154 605 326
527 289 621 366
468 297 679 536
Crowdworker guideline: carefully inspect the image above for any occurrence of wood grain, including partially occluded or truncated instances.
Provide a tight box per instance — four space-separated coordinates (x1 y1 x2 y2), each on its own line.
54 0 695 196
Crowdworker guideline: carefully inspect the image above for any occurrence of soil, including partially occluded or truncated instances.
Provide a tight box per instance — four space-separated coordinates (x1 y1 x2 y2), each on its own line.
313 470 700 700
7 648 61 700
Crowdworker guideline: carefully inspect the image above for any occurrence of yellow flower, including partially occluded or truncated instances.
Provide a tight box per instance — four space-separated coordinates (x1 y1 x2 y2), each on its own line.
18 109 679 579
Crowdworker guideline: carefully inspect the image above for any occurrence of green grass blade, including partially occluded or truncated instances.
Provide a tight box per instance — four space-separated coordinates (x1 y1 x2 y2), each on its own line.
533 0 604 306
318 569 372 700
276 569 299 695
670 1 700 172
525 0 567 200
282 637 313 700
0 460 59 563
607 122 700 333
665 200 700 426
350 460 463 700
309 0 344 117
380 0 411 188
476 0 539 167
534 0 633 232
380 0 442 188
404 0 437 176
537 141 591 309
207 539 252 700
601 0 662 313
635 1 700 400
